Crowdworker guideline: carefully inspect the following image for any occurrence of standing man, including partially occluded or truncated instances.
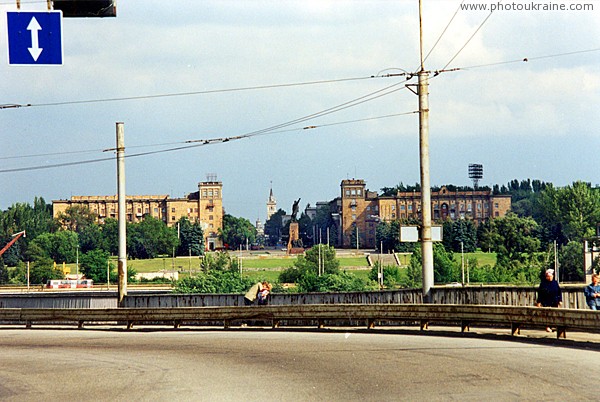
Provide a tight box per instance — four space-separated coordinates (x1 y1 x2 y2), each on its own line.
536 269 562 332
584 274 600 310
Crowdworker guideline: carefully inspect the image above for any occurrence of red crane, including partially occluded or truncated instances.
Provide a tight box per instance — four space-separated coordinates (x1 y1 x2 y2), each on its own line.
0 231 26 257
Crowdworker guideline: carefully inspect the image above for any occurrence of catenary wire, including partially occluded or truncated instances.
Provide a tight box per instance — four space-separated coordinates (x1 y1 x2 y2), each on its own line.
441 0 502 71
421 0 465 68
0 75 385 110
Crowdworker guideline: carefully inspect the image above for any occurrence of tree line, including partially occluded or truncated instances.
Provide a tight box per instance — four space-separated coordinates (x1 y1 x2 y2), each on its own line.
1 179 599 287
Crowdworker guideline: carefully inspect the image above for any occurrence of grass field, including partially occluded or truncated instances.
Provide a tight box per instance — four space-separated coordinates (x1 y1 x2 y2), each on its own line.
64 251 496 281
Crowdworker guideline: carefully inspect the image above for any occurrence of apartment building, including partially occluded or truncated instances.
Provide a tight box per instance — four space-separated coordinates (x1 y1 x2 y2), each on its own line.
52 180 224 250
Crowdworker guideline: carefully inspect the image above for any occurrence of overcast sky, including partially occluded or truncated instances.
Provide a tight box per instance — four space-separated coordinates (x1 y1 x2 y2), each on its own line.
1 0 599 221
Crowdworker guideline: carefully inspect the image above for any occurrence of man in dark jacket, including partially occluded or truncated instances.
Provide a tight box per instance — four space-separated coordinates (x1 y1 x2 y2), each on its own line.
536 269 562 332
536 269 563 308
584 274 600 310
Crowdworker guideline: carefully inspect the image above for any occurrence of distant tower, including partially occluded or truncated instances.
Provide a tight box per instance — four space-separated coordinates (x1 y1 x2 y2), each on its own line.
267 182 277 221
468 164 484 189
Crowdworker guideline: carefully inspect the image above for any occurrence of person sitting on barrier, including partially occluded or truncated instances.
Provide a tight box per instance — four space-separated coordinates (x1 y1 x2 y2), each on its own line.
257 281 272 305
536 269 562 332
244 282 263 306
584 274 600 310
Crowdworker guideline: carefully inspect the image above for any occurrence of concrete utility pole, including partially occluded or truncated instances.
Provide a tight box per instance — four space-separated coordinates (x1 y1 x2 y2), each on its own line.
418 0 434 302
116 122 127 306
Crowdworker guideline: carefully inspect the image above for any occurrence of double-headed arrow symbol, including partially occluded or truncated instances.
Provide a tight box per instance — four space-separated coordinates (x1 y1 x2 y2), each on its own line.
27 17 43 61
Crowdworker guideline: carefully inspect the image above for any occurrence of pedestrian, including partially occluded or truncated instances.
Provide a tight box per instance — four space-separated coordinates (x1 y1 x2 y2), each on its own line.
536 269 562 332
257 281 272 305
244 282 263 306
584 274 600 310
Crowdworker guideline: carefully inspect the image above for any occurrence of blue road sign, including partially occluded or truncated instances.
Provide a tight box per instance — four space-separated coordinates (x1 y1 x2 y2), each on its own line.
7 11 63 65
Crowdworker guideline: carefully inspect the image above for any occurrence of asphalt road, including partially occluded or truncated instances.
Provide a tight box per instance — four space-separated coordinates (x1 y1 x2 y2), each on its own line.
0 327 598 401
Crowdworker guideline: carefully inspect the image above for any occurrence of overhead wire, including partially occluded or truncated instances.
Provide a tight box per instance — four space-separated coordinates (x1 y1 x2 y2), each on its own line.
420 0 465 68
440 0 502 71
0 75 384 110
0 78 417 173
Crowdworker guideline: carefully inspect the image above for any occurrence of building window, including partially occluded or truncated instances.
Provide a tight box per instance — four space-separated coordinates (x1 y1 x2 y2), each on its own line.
208 190 213 197
351 205 356 211
209 215 213 220
495 211 499 217
495 203 499 208
215 190 219 197
351 189 356 196
391 205 395 211
171 207 175 213
154 208 158 213
408 205 412 211
345 190 350 196
352 214 356 220
171 216 176 221
366 206 371 211
391 213 396 219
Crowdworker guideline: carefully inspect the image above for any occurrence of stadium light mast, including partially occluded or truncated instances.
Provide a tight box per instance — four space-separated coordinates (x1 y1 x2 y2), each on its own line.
418 0 434 303
469 163 484 189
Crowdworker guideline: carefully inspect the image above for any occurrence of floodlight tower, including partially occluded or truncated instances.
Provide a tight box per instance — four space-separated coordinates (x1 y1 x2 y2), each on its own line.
469 164 483 189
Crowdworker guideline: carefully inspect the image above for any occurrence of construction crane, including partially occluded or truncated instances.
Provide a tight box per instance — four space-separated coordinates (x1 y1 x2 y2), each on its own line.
0 231 26 257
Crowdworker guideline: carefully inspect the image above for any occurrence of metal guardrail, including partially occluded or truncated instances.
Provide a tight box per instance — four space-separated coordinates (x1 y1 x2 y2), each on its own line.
1 304 598 340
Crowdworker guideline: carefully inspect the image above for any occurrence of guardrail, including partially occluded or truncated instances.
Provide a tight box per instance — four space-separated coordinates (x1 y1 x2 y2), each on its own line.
1 304 598 340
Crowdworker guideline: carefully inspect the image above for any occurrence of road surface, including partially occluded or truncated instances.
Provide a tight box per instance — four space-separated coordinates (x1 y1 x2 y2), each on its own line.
0 327 597 401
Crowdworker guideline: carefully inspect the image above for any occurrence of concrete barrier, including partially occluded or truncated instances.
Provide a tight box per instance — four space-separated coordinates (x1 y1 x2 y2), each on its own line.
0 304 598 340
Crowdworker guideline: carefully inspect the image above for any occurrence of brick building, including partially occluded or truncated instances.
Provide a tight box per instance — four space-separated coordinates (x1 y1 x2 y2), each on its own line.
52 180 224 250
336 179 512 249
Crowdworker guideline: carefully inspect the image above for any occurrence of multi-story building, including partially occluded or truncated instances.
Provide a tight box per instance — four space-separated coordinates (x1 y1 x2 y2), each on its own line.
52 180 224 250
336 179 512 249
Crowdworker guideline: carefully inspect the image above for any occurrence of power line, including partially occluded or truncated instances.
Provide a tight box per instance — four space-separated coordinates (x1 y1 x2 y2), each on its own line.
0 75 387 110
0 107 417 173
453 47 600 71
421 0 465 68
441 0 501 71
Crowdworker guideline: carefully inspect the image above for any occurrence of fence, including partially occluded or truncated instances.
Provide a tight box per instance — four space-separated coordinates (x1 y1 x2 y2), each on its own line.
0 285 589 310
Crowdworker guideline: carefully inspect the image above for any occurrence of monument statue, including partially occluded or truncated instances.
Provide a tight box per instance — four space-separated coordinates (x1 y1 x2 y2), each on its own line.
291 198 301 222
287 197 303 254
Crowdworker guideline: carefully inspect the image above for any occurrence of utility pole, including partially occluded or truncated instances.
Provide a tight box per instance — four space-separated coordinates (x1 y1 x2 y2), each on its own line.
116 122 127 306
418 0 434 302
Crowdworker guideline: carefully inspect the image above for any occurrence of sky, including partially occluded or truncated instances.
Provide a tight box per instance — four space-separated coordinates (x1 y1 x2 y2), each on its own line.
1 0 599 222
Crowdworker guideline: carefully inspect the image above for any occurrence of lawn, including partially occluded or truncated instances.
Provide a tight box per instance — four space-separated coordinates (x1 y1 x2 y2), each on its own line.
73 251 495 279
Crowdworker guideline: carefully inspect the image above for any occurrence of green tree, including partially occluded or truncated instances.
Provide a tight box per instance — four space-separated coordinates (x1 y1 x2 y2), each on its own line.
55 205 98 233
219 214 257 250
279 245 340 284
368 262 403 288
27 231 79 263
80 249 112 283
11 258 63 285
402 243 458 287
0 197 55 266
559 241 585 282
443 219 477 253
535 181 600 245
176 217 204 256
128 216 179 259
174 270 253 293
78 223 108 254
481 213 541 265
264 209 286 246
